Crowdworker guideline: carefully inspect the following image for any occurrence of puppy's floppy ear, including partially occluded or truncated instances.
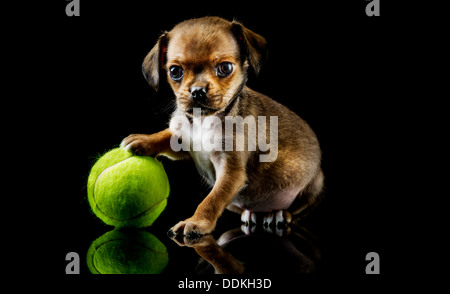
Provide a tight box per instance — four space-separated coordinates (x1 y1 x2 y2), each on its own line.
231 21 267 75
142 32 168 91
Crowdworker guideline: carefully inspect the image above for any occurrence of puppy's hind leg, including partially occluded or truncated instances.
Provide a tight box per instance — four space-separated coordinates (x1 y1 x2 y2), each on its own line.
263 169 324 231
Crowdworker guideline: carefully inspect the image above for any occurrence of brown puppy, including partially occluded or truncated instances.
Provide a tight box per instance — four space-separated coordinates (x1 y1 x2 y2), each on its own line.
121 17 323 237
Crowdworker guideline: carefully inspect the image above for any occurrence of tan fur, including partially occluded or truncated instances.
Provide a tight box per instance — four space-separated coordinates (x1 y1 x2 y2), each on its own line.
122 17 323 236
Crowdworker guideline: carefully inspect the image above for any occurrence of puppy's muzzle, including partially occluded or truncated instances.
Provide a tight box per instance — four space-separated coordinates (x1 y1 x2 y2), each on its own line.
190 86 207 103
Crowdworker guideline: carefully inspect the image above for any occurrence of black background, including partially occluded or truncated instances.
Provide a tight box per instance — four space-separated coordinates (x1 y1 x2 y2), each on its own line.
16 0 442 289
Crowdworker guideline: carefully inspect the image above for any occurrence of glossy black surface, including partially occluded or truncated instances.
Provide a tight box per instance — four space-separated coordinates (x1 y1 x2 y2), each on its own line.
33 0 423 288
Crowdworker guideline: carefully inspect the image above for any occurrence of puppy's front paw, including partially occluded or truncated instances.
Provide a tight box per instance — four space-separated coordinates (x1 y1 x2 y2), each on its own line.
168 218 214 238
120 134 158 156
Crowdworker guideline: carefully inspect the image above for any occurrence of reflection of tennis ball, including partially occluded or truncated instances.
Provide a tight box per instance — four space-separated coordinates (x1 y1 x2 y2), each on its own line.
87 148 169 228
87 229 168 274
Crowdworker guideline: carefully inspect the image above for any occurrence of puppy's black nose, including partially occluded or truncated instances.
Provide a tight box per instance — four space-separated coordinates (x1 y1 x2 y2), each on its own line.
190 87 207 102
167 229 175 239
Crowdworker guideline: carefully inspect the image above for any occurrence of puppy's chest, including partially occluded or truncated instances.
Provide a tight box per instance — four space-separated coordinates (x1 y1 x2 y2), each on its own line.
191 150 222 185
170 115 224 185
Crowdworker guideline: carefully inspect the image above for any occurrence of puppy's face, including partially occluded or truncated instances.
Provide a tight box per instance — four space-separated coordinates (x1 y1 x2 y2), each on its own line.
166 26 244 116
142 17 267 116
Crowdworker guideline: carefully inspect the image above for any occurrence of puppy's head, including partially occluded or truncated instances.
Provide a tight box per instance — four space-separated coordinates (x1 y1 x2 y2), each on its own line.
142 17 267 116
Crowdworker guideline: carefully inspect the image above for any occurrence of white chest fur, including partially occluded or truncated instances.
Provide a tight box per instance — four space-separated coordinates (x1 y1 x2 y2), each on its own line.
169 110 224 185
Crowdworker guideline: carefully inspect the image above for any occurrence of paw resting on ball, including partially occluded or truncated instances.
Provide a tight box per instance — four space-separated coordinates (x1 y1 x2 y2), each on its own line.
120 134 160 156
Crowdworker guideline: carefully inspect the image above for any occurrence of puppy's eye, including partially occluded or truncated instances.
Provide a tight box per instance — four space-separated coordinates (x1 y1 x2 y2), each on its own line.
216 62 234 77
169 65 184 81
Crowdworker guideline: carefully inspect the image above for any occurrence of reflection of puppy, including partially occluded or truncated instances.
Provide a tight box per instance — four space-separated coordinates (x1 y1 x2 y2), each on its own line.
121 17 323 237
171 225 320 274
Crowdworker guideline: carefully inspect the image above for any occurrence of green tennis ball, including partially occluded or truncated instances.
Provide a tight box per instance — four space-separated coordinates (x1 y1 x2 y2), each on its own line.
87 148 169 228
87 229 168 274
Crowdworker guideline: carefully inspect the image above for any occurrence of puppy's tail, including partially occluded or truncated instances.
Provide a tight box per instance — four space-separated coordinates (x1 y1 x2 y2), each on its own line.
304 168 324 199
289 169 324 218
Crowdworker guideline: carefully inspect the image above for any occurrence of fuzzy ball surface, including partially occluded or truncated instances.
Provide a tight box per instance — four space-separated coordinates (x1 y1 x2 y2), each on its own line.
87 148 169 228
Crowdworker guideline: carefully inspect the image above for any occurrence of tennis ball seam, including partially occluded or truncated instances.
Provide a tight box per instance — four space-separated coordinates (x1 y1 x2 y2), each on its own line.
92 157 132 220
98 198 166 222
92 157 167 221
